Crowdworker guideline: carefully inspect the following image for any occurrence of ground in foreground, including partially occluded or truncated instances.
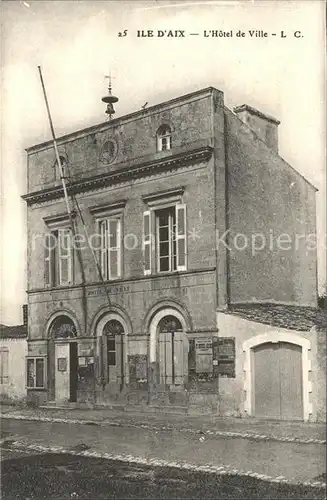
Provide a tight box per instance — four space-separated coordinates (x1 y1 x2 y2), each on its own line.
1 452 325 499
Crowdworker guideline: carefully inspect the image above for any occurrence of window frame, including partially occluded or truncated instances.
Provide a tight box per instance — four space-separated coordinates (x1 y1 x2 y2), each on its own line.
0 348 9 384
26 356 47 389
58 228 73 285
44 226 74 288
98 216 122 281
156 125 172 152
107 336 116 367
155 206 177 274
143 202 187 275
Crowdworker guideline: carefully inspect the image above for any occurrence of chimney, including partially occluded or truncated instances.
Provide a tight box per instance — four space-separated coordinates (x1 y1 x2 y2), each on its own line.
23 304 28 327
233 104 280 153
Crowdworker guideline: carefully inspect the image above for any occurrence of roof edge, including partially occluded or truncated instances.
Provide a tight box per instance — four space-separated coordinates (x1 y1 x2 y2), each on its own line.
26 86 221 154
233 104 280 125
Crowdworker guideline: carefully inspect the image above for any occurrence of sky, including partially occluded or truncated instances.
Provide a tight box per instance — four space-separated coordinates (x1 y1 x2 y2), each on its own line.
1 0 326 325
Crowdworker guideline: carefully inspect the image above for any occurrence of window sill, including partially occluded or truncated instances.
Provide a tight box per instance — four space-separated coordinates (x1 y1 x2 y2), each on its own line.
45 283 74 289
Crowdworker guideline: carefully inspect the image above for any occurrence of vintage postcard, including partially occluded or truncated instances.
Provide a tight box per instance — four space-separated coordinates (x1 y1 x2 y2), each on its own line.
1 0 326 498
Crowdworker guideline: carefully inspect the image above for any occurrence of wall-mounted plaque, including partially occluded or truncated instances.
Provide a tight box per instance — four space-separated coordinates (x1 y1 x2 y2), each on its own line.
215 338 236 378
129 354 148 384
57 357 67 372
195 338 213 373
78 357 86 367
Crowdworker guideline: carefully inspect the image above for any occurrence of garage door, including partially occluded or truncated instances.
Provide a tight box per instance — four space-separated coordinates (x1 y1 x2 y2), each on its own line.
253 342 303 420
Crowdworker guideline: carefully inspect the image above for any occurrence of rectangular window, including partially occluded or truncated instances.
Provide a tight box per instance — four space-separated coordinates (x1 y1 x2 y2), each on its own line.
58 228 73 285
26 357 46 388
160 136 171 151
0 349 9 384
142 203 187 275
44 229 73 287
156 207 176 273
99 218 121 280
143 211 152 275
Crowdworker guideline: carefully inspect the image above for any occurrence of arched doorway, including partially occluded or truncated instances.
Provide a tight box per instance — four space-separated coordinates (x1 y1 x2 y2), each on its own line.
149 309 189 387
253 342 303 420
102 319 124 386
95 313 127 391
243 332 312 421
47 315 78 403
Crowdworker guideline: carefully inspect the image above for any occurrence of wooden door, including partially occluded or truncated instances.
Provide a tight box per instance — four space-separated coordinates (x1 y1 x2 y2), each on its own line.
103 334 123 388
253 342 303 420
55 343 70 402
279 342 303 420
69 342 78 402
159 331 186 386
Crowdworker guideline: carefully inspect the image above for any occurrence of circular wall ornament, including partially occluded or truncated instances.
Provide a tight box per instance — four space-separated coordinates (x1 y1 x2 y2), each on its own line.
100 140 118 164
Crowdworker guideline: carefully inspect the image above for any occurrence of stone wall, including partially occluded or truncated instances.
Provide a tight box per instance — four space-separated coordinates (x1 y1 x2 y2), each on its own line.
0 338 27 404
27 91 217 192
225 107 318 307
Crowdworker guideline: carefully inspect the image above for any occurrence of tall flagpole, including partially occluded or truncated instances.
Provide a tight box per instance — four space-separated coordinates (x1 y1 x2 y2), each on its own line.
37 65 111 303
37 66 74 224
38 66 112 389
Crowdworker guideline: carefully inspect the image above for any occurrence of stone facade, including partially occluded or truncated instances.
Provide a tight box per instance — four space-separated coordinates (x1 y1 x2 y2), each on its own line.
23 86 321 418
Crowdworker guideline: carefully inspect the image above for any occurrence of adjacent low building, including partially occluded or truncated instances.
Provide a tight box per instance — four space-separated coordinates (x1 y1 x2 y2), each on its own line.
22 86 325 421
0 306 28 404
218 304 326 422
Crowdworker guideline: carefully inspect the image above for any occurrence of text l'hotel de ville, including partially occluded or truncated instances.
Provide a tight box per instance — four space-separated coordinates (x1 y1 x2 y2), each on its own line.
117 29 304 38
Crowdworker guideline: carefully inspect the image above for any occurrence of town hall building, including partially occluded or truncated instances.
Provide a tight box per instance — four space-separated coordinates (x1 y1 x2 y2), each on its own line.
22 86 326 421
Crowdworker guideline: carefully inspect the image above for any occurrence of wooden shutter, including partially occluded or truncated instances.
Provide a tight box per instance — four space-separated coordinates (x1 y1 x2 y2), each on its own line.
58 229 72 285
143 211 152 275
176 204 187 271
102 335 108 385
109 219 121 279
100 220 108 280
159 332 166 385
212 338 219 378
95 336 102 385
0 349 9 383
159 332 173 385
173 331 184 385
44 234 51 286
115 334 123 386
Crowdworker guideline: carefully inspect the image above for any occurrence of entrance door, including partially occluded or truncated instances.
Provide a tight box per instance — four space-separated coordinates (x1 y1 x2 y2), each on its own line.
253 342 303 420
55 342 78 403
157 316 187 387
159 331 185 385
55 343 70 402
69 342 78 402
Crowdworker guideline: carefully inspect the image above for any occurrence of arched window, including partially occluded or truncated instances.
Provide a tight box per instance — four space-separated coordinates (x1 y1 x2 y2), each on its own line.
50 316 77 339
52 156 68 182
158 315 182 333
54 156 68 170
156 125 172 152
102 319 124 385
157 315 185 385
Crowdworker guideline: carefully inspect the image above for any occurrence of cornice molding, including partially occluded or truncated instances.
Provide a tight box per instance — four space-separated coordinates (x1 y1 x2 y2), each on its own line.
142 186 185 205
43 211 77 227
89 199 127 217
22 146 213 206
